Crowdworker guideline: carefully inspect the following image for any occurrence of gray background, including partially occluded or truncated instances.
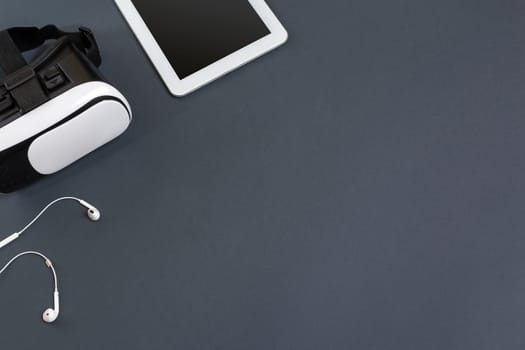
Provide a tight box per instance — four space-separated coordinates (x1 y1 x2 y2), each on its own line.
0 0 524 349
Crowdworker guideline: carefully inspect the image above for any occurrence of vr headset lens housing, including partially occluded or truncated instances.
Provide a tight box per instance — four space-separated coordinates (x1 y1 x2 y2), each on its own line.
0 25 130 193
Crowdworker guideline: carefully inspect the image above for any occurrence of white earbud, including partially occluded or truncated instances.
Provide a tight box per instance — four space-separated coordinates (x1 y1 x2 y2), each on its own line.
42 308 58 323
0 251 60 324
42 291 60 323
0 197 100 250
79 199 101 221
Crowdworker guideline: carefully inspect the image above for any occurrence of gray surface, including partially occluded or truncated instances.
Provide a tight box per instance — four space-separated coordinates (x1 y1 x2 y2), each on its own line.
1 0 525 348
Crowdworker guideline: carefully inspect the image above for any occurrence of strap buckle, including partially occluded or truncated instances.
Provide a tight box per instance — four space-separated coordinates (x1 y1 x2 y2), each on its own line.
4 65 36 91
3 65 46 112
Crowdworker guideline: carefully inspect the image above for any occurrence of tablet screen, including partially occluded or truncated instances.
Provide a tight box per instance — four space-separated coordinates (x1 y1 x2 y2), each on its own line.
131 0 271 79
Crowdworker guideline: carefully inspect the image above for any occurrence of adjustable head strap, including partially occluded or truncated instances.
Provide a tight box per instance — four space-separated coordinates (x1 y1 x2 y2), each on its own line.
0 25 102 113
0 25 102 76
0 30 27 75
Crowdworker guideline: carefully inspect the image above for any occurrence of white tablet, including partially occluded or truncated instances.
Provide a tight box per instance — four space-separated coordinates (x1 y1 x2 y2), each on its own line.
114 0 288 96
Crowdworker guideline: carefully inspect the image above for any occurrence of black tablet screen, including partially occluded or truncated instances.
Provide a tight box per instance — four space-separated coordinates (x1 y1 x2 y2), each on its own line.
131 0 271 79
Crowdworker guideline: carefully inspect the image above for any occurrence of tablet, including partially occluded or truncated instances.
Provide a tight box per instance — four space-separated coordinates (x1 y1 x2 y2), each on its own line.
114 0 288 96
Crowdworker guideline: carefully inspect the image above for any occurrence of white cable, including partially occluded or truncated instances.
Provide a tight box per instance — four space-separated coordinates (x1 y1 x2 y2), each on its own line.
0 196 85 249
17 197 83 238
0 251 58 292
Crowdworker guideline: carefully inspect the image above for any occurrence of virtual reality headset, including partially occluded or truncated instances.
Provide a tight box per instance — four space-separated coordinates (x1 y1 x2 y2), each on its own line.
0 25 131 193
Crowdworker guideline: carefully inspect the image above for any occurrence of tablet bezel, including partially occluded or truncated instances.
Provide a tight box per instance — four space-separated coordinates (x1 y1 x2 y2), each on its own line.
114 0 288 96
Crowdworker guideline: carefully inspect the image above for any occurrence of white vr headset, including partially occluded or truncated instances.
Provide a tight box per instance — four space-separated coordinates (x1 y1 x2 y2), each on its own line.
0 25 131 192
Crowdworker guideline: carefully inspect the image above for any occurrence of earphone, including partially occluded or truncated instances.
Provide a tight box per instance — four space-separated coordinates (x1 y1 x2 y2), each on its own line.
0 197 100 324
0 197 100 250
0 251 60 323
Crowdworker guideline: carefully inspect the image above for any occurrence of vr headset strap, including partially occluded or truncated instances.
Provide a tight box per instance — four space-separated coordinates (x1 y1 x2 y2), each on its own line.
0 31 27 74
0 25 101 112
4 25 102 68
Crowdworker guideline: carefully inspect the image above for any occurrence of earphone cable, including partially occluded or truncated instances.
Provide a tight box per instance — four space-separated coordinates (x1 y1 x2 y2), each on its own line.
16 197 83 238
0 251 58 292
0 196 100 251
